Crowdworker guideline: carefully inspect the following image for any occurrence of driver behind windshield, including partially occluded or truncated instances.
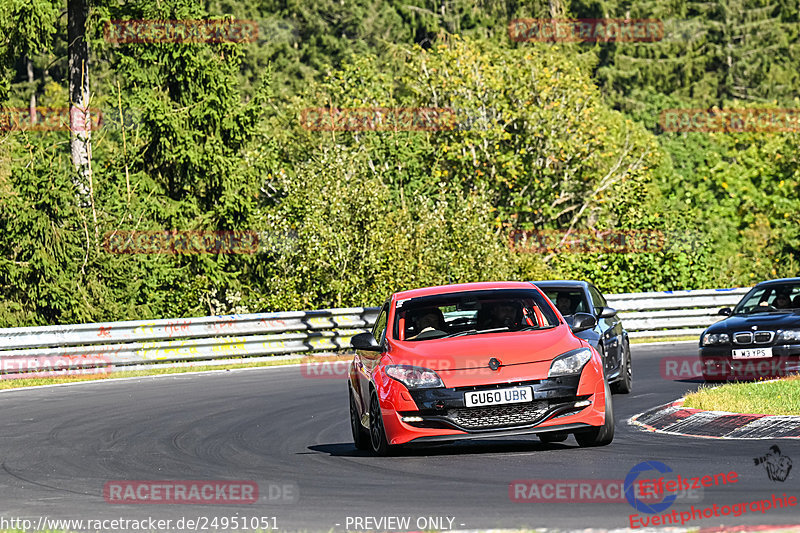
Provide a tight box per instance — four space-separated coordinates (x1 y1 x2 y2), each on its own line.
773 291 793 309
758 289 794 310
555 293 574 316
407 308 446 340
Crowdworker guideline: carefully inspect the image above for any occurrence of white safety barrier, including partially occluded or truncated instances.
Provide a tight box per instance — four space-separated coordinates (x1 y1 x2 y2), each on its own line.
606 287 750 338
0 308 379 377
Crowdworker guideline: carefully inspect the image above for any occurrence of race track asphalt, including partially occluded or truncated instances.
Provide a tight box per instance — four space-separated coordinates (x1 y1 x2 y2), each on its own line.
0 342 797 531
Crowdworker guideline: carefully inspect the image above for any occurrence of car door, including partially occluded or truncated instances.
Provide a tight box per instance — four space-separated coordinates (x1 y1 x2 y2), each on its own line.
354 301 389 411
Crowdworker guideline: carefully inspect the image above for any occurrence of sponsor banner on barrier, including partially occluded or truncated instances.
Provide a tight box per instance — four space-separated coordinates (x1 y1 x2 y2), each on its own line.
0 355 110 379
103 230 259 254
104 19 258 44
660 108 800 133
509 229 664 254
508 18 664 42
300 107 457 132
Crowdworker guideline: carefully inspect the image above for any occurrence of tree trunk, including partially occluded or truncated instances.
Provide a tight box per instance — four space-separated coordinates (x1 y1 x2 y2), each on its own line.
549 0 565 19
67 0 97 238
27 56 36 125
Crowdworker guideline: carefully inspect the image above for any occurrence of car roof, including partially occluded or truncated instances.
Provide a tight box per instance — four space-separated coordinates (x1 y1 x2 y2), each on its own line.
393 281 540 300
754 277 800 287
530 280 591 290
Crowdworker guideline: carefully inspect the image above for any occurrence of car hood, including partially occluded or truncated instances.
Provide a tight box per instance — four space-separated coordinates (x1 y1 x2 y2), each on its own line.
706 311 800 333
386 325 585 371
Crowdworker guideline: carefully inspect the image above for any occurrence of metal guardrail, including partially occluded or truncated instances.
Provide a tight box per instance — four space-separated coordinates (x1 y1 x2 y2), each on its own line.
606 287 750 338
0 308 380 377
0 287 751 377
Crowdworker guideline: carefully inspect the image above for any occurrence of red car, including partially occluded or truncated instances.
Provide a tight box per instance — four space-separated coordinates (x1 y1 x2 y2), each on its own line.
348 281 613 455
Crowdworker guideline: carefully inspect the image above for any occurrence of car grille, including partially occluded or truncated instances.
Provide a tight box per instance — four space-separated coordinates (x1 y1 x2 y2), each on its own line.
733 331 774 345
445 402 550 429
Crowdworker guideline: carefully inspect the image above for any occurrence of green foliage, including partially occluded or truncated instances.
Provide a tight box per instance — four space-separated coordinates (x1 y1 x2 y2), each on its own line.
596 0 800 117
0 0 61 101
1 0 798 327
658 123 800 286
257 147 533 310
0 136 86 324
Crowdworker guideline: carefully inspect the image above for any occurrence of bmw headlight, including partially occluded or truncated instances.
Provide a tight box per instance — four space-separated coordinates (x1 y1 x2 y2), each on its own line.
385 365 444 389
701 332 730 346
548 348 593 378
776 329 800 343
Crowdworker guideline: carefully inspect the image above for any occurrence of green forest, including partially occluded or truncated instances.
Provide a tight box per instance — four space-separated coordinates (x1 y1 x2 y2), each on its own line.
1 0 799 326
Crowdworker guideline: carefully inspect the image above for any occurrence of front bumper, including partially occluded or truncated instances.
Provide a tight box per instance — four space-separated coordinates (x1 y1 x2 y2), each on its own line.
404 422 593 444
375 370 607 445
404 376 590 432
699 345 800 380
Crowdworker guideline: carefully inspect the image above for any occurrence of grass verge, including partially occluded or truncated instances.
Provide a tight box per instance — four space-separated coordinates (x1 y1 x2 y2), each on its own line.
683 375 800 415
0 354 353 391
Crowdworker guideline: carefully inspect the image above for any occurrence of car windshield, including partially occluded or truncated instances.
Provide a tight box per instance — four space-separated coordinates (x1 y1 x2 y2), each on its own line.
733 283 800 314
394 289 559 342
540 288 589 316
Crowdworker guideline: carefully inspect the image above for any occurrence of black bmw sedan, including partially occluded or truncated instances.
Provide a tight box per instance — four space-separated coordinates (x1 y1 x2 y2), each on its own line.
531 280 632 394
700 277 800 381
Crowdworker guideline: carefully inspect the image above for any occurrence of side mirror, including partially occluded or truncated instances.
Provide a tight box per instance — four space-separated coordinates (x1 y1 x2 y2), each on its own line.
718 307 732 316
596 306 617 319
351 332 382 352
568 312 597 333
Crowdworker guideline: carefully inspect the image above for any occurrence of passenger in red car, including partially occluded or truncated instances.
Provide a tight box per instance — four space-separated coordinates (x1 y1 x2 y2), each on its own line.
478 302 522 330
408 309 446 340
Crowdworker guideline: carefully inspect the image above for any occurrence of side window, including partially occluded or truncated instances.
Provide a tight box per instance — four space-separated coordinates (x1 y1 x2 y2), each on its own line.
372 303 389 344
588 286 607 312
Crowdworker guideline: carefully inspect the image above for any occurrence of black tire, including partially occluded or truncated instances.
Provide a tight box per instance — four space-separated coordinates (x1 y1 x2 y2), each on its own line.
575 382 614 447
538 432 569 443
611 341 632 394
349 387 370 450
368 389 393 456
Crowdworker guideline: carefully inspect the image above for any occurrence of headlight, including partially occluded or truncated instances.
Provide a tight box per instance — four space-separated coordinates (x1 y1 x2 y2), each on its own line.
776 329 800 343
702 332 730 346
548 348 593 377
385 365 444 389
